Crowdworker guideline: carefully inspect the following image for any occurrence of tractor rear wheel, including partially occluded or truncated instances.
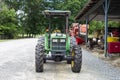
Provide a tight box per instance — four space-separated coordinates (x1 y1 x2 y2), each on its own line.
37 37 45 46
35 36 45 72
67 37 77 64
71 45 82 73
38 36 46 63
70 37 77 48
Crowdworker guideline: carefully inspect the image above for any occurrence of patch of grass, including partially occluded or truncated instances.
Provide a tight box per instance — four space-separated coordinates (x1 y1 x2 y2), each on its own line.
0 39 14 42
0 40 8 42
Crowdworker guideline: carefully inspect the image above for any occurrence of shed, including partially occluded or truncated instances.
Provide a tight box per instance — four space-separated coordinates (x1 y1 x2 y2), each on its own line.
75 0 120 57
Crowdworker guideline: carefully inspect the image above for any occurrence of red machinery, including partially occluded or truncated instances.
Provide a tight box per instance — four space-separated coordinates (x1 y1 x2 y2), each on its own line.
107 28 120 54
70 23 85 45
108 42 120 53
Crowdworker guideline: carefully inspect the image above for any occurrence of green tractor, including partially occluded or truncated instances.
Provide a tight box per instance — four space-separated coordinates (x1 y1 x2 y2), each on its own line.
35 10 82 73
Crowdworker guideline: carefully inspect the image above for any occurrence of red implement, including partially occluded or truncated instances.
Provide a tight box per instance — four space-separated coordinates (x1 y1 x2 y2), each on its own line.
69 23 85 45
76 36 85 45
108 42 120 53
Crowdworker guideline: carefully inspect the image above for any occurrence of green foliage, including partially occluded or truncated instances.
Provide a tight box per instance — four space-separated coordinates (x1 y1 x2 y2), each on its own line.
108 21 120 27
3 0 89 37
22 0 88 34
43 0 88 30
89 21 104 34
24 0 45 35
0 4 18 38
4 0 23 11
2 0 120 39
89 20 120 35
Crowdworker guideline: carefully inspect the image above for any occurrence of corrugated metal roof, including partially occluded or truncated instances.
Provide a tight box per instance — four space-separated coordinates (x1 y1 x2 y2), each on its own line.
75 0 102 20
75 0 120 21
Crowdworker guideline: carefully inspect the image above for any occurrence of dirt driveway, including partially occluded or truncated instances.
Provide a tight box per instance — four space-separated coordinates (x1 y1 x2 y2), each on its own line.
0 38 120 80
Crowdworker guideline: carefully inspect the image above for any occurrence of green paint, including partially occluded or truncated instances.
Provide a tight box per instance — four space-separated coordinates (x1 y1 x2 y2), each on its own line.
44 33 70 55
66 35 70 55
45 33 49 51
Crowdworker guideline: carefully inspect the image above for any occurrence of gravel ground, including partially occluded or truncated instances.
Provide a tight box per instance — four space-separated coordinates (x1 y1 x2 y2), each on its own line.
0 38 120 80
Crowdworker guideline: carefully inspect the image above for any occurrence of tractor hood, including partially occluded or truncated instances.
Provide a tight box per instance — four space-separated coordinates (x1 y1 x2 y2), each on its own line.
51 33 66 38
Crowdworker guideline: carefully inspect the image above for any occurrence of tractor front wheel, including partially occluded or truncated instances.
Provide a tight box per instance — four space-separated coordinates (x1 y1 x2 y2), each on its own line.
71 45 82 73
67 37 77 64
35 39 45 72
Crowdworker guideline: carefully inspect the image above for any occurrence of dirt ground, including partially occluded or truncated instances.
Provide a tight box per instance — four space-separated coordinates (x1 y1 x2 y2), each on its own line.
82 45 120 68
0 39 120 80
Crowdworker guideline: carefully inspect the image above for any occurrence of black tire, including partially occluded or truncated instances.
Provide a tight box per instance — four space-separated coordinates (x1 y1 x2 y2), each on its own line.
67 37 77 64
70 37 77 49
38 36 46 63
71 45 82 73
37 36 44 45
35 37 45 72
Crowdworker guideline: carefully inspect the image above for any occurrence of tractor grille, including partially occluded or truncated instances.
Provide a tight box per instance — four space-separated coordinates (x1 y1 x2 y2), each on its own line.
52 38 66 51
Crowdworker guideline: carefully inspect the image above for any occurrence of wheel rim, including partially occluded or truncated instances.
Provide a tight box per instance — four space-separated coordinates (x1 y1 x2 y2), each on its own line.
71 50 75 67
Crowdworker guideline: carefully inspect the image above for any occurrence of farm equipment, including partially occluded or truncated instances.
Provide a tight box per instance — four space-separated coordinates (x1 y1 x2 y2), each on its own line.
107 27 120 54
69 23 85 45
35 10 82 73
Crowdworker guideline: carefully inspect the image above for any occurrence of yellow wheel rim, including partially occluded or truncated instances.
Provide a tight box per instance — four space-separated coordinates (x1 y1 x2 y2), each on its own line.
71 61 74 67
71 50 75 67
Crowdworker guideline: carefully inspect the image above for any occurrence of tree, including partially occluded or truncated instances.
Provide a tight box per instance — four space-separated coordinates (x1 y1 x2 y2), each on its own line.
0 4 18 38
89 21 104 34
24 0 45 36
3 0 89 37
108 21 120 27
43 0 88 30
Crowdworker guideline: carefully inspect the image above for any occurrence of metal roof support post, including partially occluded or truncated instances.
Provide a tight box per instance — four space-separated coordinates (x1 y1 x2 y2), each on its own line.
66 15 69 40
48 16 51 33
48 16 51 49
104 0 110 57
66 15 68 40
66 15 68 34
85 16 89 47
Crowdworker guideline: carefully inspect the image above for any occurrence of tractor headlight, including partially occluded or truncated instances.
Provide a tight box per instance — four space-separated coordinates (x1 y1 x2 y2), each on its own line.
52 39 58 42
60 39 65 42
